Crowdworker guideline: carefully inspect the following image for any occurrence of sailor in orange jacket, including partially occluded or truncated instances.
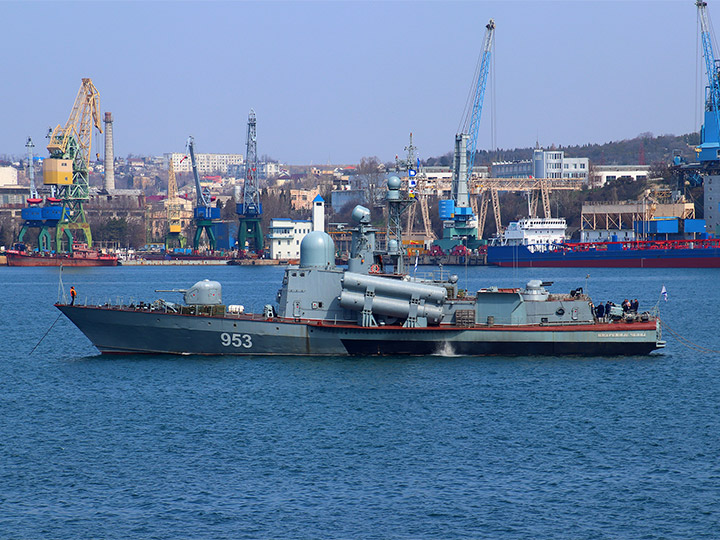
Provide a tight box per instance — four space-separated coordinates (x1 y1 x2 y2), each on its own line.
70 286 77 306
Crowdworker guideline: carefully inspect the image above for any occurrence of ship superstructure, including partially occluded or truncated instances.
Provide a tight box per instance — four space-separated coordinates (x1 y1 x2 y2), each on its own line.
490 217 567 252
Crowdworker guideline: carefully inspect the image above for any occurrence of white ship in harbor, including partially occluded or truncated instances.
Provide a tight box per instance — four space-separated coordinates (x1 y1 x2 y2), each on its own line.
490 217 567 253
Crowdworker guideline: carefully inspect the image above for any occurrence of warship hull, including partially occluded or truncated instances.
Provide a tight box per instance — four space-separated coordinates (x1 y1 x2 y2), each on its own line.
56 304 662 356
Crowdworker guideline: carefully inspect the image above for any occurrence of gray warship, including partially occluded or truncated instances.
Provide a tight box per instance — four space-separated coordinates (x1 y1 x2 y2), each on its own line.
57 178 665 356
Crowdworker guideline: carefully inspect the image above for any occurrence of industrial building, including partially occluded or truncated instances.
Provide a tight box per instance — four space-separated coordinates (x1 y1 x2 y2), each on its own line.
580 199 696 242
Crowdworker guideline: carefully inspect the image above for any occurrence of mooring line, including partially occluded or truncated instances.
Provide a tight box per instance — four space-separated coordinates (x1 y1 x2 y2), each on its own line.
660 318 720 354
30 313 63 355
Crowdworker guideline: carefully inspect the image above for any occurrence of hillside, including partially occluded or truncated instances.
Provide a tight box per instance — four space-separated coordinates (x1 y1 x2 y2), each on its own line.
424 132 701 168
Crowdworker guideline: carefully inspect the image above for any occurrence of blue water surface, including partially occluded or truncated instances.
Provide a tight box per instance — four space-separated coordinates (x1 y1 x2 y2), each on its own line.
0 265 718 539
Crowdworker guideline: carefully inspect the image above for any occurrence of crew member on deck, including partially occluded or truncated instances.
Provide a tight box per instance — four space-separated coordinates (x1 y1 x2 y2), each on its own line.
70 286 77 306
595 302 605 321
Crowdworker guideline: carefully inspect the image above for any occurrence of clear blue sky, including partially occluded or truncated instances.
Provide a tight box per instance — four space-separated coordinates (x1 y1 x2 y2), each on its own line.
0 0 706 164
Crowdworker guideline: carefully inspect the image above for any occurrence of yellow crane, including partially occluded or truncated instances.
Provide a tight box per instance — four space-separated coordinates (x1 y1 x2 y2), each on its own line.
164 158 186 249
44 78 102 252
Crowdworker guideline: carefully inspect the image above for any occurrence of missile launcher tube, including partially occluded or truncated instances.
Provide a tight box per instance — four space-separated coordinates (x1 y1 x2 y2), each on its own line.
341 272 446 304
339 290 444 325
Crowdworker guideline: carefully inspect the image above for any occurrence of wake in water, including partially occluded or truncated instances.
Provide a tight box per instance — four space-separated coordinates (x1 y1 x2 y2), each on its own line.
432 341 461 357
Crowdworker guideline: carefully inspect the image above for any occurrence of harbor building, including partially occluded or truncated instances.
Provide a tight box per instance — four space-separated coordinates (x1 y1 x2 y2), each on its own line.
493 149 589 182
290 187 322 211
591 165 650 187
268 196 325 259
267 218 313 259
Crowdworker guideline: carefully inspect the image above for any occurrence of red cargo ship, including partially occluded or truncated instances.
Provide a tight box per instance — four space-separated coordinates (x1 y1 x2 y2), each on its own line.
487 238 720 268
6 244 118 267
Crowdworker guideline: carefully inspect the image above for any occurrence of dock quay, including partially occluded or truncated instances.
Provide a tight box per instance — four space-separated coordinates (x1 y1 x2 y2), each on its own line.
120 257 288 266
120 258 231 266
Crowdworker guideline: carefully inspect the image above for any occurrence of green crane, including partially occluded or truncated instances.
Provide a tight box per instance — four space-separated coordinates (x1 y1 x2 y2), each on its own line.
44 78 102 252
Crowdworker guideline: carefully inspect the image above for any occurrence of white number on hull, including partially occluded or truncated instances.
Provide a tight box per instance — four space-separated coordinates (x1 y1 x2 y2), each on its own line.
220 332 253 348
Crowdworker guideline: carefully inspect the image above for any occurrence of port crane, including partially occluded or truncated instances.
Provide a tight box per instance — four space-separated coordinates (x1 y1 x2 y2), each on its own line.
187 136 220 250
17 137 57 251
44 78 102 252
434 19 495 252
164 158 186 250
696 0 720 164
671 2 720 231
236 109 263 253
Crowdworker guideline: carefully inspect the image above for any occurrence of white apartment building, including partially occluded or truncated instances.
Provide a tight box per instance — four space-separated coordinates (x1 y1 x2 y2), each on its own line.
268 218 313 259
493 149 589 182
262 161 281 178
165 152 244 175
0 166 18 186
533 149 589 180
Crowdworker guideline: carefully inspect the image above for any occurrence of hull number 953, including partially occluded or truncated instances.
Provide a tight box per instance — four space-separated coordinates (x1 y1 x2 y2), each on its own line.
220 332 253 348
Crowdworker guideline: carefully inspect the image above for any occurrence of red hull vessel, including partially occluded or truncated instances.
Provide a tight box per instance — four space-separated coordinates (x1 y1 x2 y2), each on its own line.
488 238 720 268
6 246 118 267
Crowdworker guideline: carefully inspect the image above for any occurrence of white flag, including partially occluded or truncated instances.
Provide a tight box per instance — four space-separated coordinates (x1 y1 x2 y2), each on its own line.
661 285 668 302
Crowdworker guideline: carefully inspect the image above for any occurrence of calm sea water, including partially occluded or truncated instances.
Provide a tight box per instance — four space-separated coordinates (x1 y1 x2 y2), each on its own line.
1 264 719 539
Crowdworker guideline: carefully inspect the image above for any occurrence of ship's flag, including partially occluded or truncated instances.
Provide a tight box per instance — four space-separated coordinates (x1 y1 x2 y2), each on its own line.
414 255 419 273
661 285 668 302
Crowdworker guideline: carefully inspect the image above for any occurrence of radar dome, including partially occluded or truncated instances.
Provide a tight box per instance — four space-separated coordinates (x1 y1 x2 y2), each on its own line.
300 231 336 268
351 205 371 224
387 176 401 190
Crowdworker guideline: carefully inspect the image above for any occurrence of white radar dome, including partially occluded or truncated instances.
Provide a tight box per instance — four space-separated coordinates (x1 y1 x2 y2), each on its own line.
300 231 336 268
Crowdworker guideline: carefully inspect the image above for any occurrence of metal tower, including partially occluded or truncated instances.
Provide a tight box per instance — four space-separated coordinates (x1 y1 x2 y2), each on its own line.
236 109 264 253
400 133 435 243
44 78 102 252
188 136 219 250
385 176 414 274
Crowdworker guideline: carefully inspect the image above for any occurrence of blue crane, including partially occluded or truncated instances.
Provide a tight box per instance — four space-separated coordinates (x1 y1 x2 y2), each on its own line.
187 136 220 250
464 19 496 186
236 109 264 254
435 19 495 253
697 1 720 163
